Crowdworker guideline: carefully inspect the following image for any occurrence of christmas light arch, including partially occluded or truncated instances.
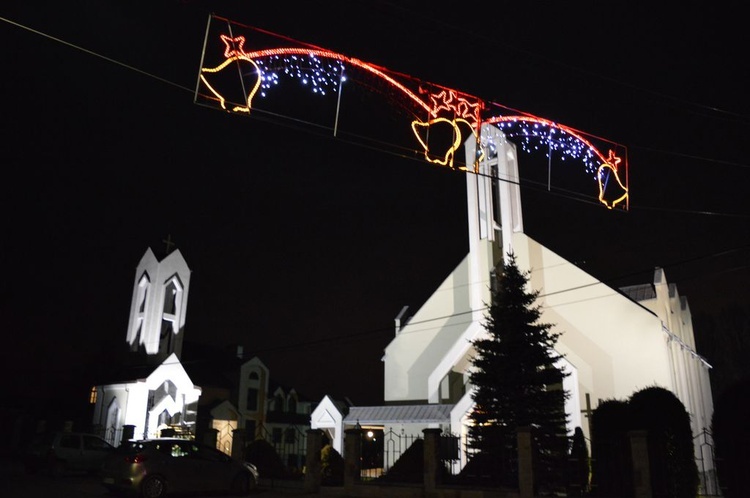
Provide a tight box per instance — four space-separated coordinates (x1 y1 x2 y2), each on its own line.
195 15 628 210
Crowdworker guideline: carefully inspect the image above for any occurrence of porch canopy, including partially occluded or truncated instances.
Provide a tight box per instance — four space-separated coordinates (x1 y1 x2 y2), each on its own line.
343 404 454 425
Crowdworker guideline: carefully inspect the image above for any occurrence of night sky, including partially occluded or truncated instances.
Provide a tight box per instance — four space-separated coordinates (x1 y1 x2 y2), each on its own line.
2 1 749 408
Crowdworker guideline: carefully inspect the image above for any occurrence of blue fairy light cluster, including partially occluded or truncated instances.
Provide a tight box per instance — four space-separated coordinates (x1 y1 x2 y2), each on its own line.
254 54 346 98
494 120 600 176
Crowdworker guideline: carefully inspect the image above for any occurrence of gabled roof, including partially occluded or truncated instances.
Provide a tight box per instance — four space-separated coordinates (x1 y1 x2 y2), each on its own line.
343 404 454 425
620 283 656 302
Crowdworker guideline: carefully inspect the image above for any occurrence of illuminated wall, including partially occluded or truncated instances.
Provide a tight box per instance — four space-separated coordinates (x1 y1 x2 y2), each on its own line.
93 353 202 442
381 125 711 472
125 248 191 360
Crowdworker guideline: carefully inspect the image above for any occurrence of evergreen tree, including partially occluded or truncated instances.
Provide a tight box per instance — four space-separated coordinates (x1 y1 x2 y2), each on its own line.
468 252 569 490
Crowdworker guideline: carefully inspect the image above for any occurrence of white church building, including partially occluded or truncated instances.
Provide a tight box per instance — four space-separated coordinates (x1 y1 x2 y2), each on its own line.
91 247 202 444
311 125 714 481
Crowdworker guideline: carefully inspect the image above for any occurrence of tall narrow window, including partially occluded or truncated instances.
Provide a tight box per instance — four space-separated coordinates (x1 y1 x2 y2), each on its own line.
163 280 178 314
89 386 98 404
246 388 258 411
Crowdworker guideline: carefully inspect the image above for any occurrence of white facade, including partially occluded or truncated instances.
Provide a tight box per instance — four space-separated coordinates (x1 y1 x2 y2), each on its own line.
93 247 201 444
126 248 191 359
378 125 713 471
310 395 347 453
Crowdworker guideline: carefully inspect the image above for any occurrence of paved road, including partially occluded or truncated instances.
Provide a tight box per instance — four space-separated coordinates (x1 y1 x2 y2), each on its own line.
0 459 335 498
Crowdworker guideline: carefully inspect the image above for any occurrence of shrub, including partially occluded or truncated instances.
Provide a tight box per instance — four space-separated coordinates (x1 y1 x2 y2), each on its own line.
244 438 286 479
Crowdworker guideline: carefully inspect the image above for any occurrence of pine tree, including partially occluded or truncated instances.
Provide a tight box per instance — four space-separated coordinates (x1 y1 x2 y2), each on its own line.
467 251 569 490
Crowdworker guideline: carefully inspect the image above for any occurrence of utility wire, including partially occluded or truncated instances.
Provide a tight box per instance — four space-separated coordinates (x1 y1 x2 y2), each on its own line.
178 242 750 357
3 13 750 222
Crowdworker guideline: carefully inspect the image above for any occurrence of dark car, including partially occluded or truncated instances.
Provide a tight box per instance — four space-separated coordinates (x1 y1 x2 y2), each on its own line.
101 438 259 498
23 431 115 476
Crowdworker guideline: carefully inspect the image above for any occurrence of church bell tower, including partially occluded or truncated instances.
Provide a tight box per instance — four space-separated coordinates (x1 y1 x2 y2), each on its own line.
125 243 191 364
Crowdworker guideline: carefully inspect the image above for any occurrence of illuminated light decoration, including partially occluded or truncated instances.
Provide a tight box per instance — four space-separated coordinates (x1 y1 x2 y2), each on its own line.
222 42 434 115
486 115 628 209
254 54 346 97
411 117 476 168
597 150 628 209
200 37 483 169
196 26 627 210
428 89 481 127
410 89 482 169
200 35 262 113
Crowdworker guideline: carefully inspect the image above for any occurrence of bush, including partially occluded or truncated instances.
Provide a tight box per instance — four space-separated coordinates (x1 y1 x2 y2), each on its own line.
629 386 698 498
377 438 424 483
590 399 633 497
590 387 698 498
244 439 286 479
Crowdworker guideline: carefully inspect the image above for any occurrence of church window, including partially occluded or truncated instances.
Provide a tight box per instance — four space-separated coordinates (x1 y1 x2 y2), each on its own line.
249 371 259 380
163 281 177 314
137 273 150 313
246 388 258 411
275 393 284 412
89 386 98 404
287 396 297 414
158 409 171 427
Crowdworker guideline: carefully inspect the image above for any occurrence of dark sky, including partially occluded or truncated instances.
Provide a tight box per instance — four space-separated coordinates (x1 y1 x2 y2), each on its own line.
2 1 749 407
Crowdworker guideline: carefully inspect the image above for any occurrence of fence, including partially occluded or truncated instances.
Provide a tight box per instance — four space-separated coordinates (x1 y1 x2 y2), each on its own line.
694 428 720 497
256 423 308 474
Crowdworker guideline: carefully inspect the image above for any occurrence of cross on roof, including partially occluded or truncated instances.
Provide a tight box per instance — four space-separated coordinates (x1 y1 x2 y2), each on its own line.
162 234 176 255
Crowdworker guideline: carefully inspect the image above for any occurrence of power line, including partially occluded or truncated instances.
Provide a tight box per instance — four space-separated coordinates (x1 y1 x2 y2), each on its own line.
4 13 750 220
368 0 750 128
198 243 750 355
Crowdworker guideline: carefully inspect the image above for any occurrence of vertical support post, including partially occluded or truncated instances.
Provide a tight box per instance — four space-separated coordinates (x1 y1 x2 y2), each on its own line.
629 430 652 498
305 429 324 493
517 426 534 498
423 428 442 492
202 428 219 449
344 427 363 490
232 428 247 461
121 425 135 447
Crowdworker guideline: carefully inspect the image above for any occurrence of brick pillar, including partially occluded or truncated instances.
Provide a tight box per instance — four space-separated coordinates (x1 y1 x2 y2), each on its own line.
305 429 324 493
629 430 652 498
517 426 534 498
232 428 247 461
120 425 135 446
344 427 363 490
202 428 219 449
423 428 442 492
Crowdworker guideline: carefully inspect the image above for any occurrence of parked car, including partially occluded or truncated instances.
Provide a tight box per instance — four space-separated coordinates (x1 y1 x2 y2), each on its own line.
101 438 259 498
23 431 115 476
